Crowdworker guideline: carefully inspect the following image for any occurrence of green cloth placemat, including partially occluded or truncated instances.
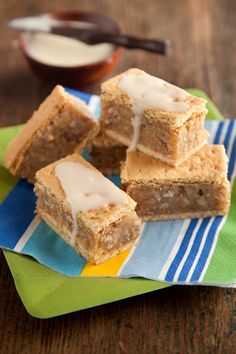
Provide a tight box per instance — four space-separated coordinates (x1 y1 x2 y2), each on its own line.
1 89 223 318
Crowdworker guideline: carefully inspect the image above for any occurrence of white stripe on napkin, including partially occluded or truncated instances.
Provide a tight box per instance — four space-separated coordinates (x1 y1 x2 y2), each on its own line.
117 222 146 276
158 220 191 279
14 216 40 252
173 219 203 282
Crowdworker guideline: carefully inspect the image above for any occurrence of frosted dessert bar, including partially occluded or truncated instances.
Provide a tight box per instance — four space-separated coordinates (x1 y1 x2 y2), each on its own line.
99 68 208 166
90 132 127 175
4 85 98 182
35 154 141 264
121 145 230 221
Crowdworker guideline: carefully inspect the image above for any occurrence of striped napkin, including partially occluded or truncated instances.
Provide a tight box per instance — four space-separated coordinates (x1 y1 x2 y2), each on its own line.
0 89 235 287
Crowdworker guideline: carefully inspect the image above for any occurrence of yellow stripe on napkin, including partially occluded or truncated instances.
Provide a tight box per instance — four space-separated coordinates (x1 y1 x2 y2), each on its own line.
80 247 132 276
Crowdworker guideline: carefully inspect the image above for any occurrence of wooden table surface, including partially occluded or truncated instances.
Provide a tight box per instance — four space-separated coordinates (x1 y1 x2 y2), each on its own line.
0 0 235 353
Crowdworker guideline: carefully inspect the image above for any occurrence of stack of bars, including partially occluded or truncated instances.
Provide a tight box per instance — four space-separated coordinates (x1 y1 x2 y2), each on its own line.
3 84 142 265
98 68 231 221
3 68 231 265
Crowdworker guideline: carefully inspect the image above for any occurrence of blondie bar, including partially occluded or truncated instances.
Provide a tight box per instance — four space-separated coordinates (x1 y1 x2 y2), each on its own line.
100 68 208 166
35 154 141 264
4 85 99 182
121 145 230 221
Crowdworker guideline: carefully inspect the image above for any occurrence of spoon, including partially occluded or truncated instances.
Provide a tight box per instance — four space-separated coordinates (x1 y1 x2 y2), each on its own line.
9 16 171 55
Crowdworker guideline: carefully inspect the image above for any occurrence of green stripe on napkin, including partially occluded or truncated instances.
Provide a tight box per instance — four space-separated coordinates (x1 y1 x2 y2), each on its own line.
204 180 236 284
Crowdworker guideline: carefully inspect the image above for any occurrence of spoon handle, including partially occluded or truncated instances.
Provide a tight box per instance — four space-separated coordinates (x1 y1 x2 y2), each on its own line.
88 33 170 55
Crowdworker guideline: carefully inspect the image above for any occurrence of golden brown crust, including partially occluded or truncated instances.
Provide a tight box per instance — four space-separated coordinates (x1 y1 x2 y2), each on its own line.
4 85 66 171
141 209 229 221
86 238 140 264
36 153 97 198
35 153 141 264
121 144 230 221
106 128 208 166
101 68 207 128
35 153 136 233
93 166 120 175
121 145 228 185
36 206 140 264
4 85 99 181
100 69 208 165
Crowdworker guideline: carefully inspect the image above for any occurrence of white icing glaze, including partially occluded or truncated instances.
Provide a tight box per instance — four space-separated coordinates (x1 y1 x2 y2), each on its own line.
118 72 189 151
55 161 127 246
25 32 114 67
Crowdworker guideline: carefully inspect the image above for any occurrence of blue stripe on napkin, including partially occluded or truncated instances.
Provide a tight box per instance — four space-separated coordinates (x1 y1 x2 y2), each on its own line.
190 216 224 282
65 88 91 104
119 219 186 278
22 221 86 276
164 219 199 282
177 218 211 281
0 179 35 249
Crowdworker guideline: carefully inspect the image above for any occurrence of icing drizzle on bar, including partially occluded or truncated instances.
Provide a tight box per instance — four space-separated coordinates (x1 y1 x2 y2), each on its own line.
55 161 127 246
118 72 189 151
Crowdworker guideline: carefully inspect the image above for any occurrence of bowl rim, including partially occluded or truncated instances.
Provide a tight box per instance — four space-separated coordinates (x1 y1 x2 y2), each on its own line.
18 10 122 70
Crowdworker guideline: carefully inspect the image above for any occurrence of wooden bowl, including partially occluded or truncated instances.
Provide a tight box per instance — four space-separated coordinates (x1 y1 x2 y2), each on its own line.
18 11 123 88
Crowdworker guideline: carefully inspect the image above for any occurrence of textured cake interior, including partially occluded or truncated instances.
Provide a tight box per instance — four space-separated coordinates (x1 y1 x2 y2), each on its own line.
35 185 141 264
90 144 127 174
15 105 96 182
100 97 208 165
124 182 230 220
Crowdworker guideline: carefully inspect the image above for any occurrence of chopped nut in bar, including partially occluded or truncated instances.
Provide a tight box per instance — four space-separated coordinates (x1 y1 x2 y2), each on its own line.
100 68 208 166
121 145 230 221
4 85 99 182
35 154 141 264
